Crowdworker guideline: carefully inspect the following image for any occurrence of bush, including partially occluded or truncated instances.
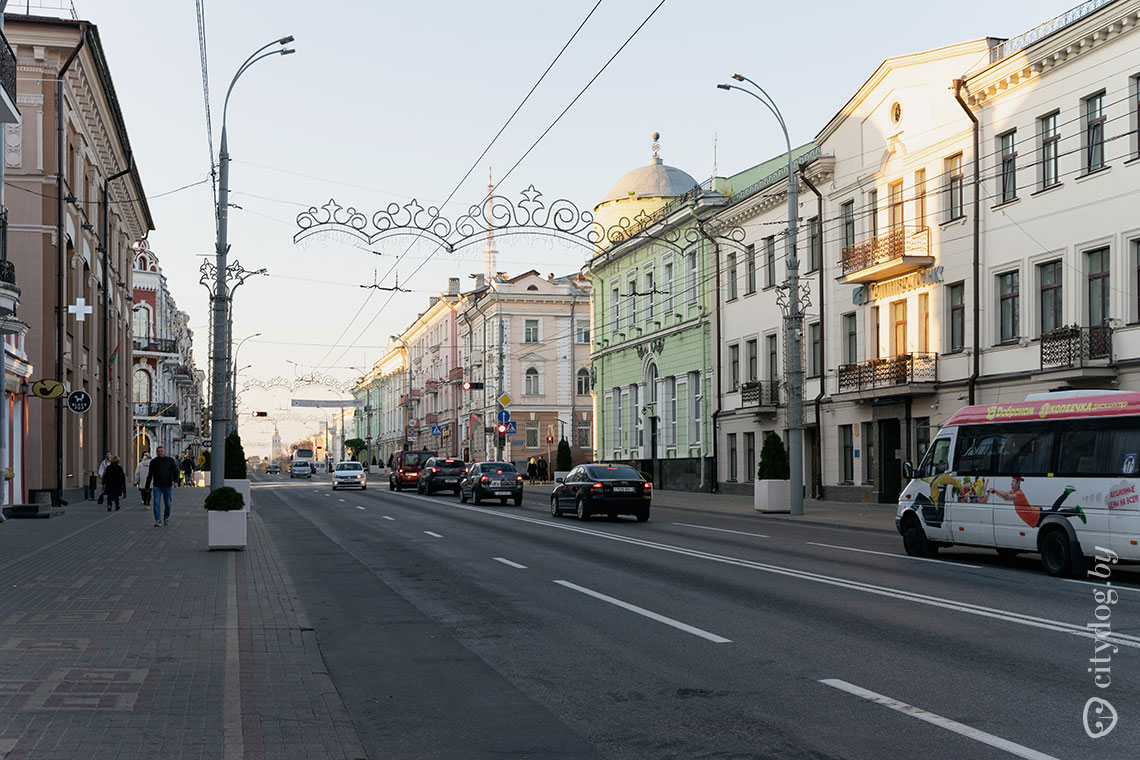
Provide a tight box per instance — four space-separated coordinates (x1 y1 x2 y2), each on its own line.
640 470 653 484
225 431 247 479
204 486 244 511
757 432 790 480
556 438 573 471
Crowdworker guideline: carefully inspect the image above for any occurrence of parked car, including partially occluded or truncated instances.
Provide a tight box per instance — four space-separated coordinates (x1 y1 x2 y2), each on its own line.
266 464 281 475
418 457 467 495
332 461 367 490
388 450 437 491
459 461 523 505
550 463 651 521
290 461 313 479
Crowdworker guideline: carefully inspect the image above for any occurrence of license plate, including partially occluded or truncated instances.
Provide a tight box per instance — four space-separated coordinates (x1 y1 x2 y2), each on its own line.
613 487 635 493
492 481 502 487
445 478 457 483
494 491 511 496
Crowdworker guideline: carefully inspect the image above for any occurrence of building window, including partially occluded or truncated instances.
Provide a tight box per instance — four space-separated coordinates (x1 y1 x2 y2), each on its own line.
999 270 1020 343
644 270 655 322
729 344 740 390
864 421 875 484
888 181 904 232
1134 75 1140 157
809 216 821 272
745 432 755 482
726 253 738 301
687 253 698 305
690 371 702 445
667 377 677 446
841 201 855 251
914 169 926 229
840 425 854 483
627 278 638 327
663 261 674 314
766 334 778 383
765 236 776 288
524 319 539 343
1040 112 1059 189
1088 247 1110 327
949 282 965 352
728 433 738 481
746 245 756 294
525 367 540 395
577 419 590 449
844 312 857 364
915 417 931 463
746 339 758 382
809 323 821 377
575 319 590 344
132 308 149 340
576 368 590 396
526 422 539 448
1040 261 1063 334
1086 92 1106 172
871 305 880 358
614 390 623 453
946 153 964 220
132 369 150 403
868 189 878 237
999 130 1017 203
610 286 620 335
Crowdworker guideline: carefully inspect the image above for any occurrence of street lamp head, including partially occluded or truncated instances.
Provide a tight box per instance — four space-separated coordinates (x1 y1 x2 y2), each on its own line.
278 35 295 44
280 48 296 56
716 83 732 91
731 73 745 82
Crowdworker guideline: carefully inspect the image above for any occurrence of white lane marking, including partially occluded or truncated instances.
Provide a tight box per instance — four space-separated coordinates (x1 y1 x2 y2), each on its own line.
355 506 365 510
338 498 346 503
673 523 769 539
392 489 1140 650
820 679 1059 760
423 531 443 538
807 542 983 569
555 580 731 644
493 557 527 569
382 516 394 521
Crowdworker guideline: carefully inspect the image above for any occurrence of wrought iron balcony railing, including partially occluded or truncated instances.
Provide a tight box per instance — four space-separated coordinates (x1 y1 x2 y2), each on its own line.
740 380 781 407
1040 325 1113 369
133 337 177 354
837 352 938 393
0 32 15 109
133 402 178 418
841 227 930 278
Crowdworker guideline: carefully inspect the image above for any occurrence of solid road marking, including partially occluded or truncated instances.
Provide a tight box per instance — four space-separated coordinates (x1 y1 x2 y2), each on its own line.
555 580 731 643
673 523 769 539
493 557 527 569
424 531 443 538
806 542 983 569
820 679 1059 760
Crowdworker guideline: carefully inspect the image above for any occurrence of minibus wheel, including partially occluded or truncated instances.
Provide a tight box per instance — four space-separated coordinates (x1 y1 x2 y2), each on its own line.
1039 529 1075 577
901 515 935 557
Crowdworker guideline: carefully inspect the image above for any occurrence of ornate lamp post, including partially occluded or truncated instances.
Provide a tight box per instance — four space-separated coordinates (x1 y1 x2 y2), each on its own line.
718 74 804 515
210 36 294 491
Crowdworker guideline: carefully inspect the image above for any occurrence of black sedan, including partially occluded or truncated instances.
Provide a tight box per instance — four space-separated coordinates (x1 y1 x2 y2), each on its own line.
459 462 523 506
418 457 467 495
550 464 651 521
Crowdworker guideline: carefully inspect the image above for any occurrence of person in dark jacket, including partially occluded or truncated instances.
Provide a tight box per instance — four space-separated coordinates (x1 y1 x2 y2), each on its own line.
145 446 180 527
102 456 126 512
180 455 194 487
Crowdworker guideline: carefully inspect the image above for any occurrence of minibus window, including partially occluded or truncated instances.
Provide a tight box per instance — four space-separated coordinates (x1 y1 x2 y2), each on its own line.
995 431 1053 476
918 439 951 479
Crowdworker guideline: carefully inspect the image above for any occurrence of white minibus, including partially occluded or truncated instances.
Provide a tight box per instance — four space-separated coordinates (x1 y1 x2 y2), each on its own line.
897 391 1140 576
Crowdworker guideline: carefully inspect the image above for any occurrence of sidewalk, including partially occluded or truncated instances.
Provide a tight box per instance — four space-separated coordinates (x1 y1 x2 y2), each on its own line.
523 482 899 534
0 488 365 759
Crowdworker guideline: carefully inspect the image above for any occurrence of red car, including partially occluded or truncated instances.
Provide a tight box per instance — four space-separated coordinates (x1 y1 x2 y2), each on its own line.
388 450 437 491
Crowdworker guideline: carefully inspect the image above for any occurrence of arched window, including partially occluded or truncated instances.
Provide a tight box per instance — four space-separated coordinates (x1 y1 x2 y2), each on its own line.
525 367 540 395
133 306 150 340
133 369 150 403
576 368 590 396
646 363 658 403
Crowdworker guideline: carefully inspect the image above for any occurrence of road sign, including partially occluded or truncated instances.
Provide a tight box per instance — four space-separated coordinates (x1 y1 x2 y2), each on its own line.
31 379 65 399
505 421 517 434
203 441 212 448
497 392 513 408
431 425 443 436
408 418 418 427
496 409 511 424
66 389 92 414
365 435 373 442
407 427 417 438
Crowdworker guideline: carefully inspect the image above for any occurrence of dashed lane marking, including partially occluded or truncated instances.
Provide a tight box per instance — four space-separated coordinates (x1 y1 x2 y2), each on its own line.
673 523 769 539
355 506 365 510
555 580 731 643
423 531 443 538
493 557 527 569
382 516 394 521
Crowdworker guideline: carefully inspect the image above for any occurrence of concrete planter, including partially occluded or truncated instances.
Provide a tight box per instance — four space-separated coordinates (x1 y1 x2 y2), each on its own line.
207 509 246 550
754 479 791 513
194 472 210 488
223 479 252 511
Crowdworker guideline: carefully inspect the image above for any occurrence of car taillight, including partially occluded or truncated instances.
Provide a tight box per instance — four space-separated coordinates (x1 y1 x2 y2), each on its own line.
480 475 489 483
464 467 469 474
398 468 404 474
431 467 439 473
591 482 603 491
516 475 523 482
644 482 652 495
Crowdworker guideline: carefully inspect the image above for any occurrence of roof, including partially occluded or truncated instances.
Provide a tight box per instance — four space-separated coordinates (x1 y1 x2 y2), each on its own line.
600 157 699 204
944 392 1140 427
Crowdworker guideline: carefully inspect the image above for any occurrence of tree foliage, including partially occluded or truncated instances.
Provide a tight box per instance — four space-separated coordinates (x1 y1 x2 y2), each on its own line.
757 432 790 480
556 438 573 471
343 438 367 459
225 431 247 479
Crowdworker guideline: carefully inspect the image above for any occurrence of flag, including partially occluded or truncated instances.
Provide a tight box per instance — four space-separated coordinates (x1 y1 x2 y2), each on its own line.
108 340 121 379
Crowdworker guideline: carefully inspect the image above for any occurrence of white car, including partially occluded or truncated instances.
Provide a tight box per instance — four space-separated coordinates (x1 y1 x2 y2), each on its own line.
332 461 367 490
290 461 312 479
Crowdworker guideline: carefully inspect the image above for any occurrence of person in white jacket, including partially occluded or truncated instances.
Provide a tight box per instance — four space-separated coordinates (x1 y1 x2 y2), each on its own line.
134 455 152 507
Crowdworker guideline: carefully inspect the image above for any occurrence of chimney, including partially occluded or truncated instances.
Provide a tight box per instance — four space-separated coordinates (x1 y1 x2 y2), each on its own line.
448 277 460 295
474 273 485 290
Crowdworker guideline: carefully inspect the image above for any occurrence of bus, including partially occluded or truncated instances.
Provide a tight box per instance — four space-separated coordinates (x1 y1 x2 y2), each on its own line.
897 390 1140 576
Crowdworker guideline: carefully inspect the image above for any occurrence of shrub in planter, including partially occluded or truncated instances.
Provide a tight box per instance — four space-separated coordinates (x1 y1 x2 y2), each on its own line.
556 438 573 472
225 432 247 479
757 432 790 480
204 486 244 512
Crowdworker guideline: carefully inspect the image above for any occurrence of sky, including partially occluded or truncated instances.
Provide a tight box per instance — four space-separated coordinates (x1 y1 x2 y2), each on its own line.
37 0 1084 454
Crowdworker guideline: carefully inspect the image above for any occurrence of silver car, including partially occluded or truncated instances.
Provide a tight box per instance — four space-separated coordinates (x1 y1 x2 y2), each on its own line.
331 461 367 490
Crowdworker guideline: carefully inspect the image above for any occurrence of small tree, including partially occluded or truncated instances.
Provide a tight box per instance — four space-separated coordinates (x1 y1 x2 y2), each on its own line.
225 431 247 479
757 432 790 480
556 438 573 471
204 486 244 511
344 438 366 460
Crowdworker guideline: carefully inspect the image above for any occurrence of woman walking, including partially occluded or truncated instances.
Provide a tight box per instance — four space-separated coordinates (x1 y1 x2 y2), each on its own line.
103 456 126 512
527 457 537 486
134 455 152 508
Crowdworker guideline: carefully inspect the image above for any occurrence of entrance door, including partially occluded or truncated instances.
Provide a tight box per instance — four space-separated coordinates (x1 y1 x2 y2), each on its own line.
880 419 902 503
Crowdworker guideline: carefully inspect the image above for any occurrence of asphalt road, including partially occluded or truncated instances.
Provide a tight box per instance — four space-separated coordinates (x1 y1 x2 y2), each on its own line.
252 475 1140 760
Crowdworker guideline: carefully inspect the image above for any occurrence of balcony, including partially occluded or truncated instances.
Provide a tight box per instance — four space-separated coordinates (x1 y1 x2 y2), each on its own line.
134 337 178 355
133 402 178 419
181 421 199 434
424 379 440 393
172 364 193 384
837 352 938 396
840 227 933 284
740 381 781 408
0 31 17 123
448 366 464 381
1040 326 1113 370
424 413 439 425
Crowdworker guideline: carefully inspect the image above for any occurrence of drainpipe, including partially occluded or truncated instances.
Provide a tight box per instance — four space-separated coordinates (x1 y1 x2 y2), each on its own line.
56 25 87 502
953 79 980 405
800 166 824 500
101 158 133 459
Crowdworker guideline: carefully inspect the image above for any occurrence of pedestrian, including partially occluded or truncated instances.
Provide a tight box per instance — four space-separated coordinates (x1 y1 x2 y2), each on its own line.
134 454 152 508
537 455 548 485
145 446 180 527
96 451 112 504
102 456 126 512
527 457 537 485
180 454 194 487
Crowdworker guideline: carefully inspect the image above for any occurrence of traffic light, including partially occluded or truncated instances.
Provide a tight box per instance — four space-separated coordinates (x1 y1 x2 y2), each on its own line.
462 381 485 391
496 422 507 448
251 411 268 418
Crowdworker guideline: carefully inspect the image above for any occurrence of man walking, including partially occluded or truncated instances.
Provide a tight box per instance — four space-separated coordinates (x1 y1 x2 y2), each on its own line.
145 446 179 527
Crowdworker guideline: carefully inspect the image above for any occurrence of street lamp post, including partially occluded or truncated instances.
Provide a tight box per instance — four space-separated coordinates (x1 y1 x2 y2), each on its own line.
210 37 294 492
718 74 804 515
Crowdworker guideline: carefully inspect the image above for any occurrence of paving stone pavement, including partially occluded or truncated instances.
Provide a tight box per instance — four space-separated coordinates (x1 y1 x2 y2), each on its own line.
0 488 366 760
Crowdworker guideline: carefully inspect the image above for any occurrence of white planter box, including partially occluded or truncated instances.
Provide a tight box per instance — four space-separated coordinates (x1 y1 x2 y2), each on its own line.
194 472 210 488
207 509 247 550
754 479 791 513
224 479 252 510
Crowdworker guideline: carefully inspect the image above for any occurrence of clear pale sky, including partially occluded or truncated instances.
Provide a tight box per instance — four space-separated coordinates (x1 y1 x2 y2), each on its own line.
60 0 1080 453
